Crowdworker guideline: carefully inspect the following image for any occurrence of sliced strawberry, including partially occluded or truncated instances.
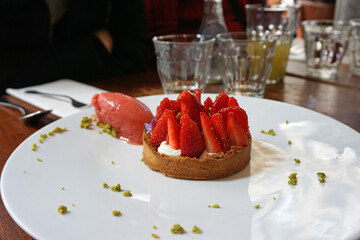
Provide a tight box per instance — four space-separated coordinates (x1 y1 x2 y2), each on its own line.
179 91 202 129
210 113 231 152
150 109 176 147
167 115 180 150
153 98 170 127
194 89 202 103
169 100 180 116
218 106 249 134
155 98 170 120
228 97 239 107
200 112 222 153
204 97 213 116
227 112 248 147
180 114 205 158
211 92 230 115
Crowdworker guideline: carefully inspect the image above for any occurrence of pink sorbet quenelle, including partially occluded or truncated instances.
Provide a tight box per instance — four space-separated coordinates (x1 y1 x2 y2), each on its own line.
92 92 154 145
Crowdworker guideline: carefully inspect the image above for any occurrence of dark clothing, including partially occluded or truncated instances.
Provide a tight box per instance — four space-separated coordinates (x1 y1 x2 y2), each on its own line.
0 0 147 93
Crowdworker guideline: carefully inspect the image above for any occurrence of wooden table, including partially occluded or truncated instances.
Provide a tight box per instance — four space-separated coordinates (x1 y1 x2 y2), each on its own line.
0 61 359 239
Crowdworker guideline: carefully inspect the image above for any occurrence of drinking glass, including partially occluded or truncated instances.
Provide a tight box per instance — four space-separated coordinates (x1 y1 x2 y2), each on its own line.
152 34 215 94
245 4 299 84
217 32 277 97
350 18 360 76
302 20 350 79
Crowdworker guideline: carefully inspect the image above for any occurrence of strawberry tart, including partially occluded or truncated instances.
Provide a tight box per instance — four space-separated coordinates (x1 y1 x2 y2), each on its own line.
142 90 251 180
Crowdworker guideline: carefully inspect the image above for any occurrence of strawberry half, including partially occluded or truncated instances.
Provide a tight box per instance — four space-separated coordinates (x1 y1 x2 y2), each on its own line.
211 92 230 115
210 113 231 153
167 115 180 150
228 97 240 107
194 89 202 103
204 97 213 116
155 98 170 121
227 112 248 147
200 112 222 153
150 109 176 147
218 106 249 134
154 98 180 128
180 114 205 158
179 90 202 129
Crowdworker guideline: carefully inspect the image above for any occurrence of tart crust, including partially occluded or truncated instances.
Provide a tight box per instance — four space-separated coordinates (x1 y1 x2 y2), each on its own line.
142 132 251 180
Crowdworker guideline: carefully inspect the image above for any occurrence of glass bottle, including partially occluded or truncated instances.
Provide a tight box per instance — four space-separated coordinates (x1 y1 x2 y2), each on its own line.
199 0 228 84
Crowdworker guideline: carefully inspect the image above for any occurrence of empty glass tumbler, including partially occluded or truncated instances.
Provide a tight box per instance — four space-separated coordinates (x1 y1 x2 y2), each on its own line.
153 34 215 94
350 19 360 76
302 20 350 79
217 32 277 97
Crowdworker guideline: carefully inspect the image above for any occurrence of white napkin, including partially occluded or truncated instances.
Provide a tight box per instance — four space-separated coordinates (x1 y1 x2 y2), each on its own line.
6 79 106 118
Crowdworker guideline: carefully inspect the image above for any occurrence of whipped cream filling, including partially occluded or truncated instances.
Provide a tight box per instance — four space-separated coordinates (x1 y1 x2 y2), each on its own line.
158 141 181 157
158 141 222 158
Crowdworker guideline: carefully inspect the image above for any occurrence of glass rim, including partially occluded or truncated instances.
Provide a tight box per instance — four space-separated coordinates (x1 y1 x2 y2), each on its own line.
216 32 278 43
245 3 300 11
302 20 350 26
152 34 215 45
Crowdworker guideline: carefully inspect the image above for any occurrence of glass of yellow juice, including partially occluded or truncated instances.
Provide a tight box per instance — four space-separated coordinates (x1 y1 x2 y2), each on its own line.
268 33 293 84
245 4 299 84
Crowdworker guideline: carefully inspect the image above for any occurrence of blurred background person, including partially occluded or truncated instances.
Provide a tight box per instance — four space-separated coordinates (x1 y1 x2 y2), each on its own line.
0 0 147 93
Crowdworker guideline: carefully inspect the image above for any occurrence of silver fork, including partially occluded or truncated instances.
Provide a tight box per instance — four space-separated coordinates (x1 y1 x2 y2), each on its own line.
25 90 88 108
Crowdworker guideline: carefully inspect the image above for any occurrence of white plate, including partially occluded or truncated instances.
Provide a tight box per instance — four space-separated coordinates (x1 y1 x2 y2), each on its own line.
1 94 360 240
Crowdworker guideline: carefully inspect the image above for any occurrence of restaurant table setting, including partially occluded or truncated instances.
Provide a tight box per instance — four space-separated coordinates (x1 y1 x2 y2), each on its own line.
1 3 360 240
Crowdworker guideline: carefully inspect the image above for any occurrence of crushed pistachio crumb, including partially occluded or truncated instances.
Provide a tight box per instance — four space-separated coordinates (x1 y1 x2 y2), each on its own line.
170 224 185 234
317 172 326 178
319 178 326 183
112 210 122 216
36 158 42 162
103 183 109 188
288 140 292 145
288 173 298 185
80 116 93 129
254 205 260 209
111 161 114 164
61 187 64 190
58 205 67 214
192 225 201 234
97 123 117 138
110 184 121 192
273 196 276 200
261 129 276 136
294 158 301 164
39 139 43 144
286 120 289 124
212 203 220 208
72 203 75 207
140 158 143 162
176 112 181 120
153 225 157 229
123 190 132 197
23 170 26 174
151 233 159 239
53 127 66 133
317 172 326 183
32 143 38 151
40 133 47 140
47 127 67 137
